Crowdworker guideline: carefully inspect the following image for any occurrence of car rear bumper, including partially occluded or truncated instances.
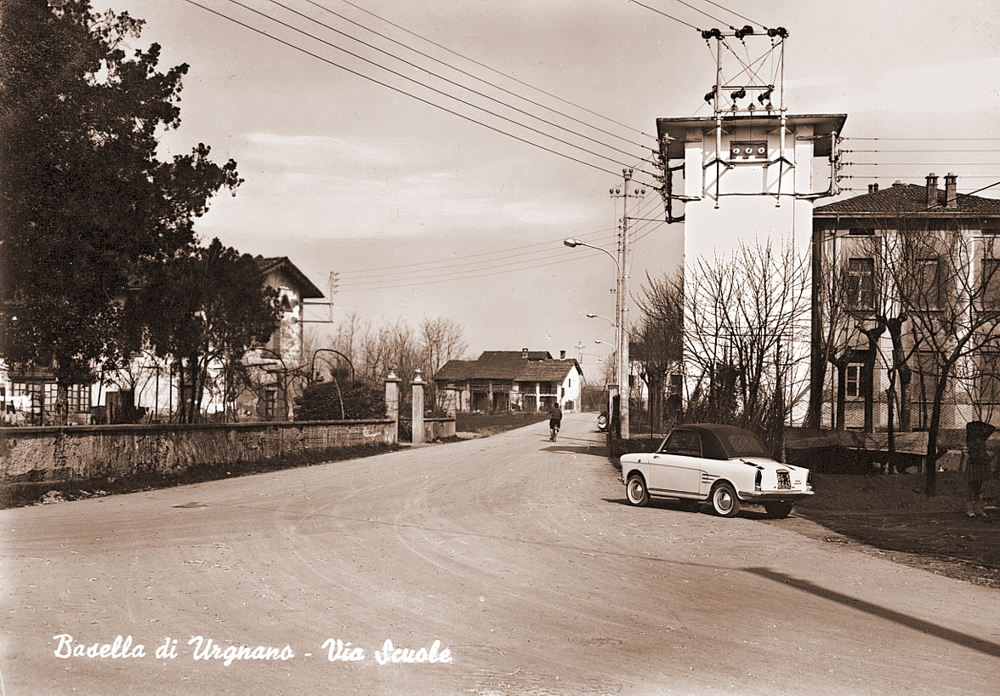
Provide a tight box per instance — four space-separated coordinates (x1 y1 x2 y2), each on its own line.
740 490 813 502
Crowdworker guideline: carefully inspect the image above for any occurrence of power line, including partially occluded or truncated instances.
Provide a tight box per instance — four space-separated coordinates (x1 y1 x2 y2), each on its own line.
221 0 649 175
696 0 766 29
324 0 653 148
264 0 647 162
183 0 634 178
629 0 699 31
845 137 1000 142
337 228 620 281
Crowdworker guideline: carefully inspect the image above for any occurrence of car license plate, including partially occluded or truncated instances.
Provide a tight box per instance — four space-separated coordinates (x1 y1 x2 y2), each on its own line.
776 471 791 489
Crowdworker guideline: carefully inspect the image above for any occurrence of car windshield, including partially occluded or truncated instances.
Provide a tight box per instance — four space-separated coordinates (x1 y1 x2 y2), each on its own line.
722 431 769 457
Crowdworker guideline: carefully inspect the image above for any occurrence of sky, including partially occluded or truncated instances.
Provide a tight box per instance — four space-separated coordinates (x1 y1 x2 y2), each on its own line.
90 0 1000 376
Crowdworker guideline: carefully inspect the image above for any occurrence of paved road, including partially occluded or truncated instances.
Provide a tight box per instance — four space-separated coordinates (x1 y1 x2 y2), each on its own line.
2 413 999 695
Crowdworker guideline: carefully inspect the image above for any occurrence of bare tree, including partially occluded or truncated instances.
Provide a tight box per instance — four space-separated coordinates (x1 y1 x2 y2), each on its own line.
419 316 468 410
683 240 810 447
865 218 1000 495
634 272 683 431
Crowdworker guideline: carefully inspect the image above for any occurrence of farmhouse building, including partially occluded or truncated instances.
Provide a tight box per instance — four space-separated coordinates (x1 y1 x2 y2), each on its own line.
434 350 583 413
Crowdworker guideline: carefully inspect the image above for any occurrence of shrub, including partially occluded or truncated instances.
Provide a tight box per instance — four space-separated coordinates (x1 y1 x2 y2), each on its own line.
294 380 385 421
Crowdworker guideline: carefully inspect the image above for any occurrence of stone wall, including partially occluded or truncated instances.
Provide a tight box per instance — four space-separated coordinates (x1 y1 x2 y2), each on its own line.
0 419 396 486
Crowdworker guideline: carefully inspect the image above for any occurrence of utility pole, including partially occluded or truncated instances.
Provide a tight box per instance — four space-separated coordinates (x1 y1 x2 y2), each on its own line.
610 168 644 440
302 271 338 324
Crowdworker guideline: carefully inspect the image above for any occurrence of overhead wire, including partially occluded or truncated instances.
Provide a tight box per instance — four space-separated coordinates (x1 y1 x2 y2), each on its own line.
330 0 655 146
173 0 681 299
336 192 669 292
337 240 622 291
182 0 645 178
337 228 619 283
264 0 647 162
220 0 653 177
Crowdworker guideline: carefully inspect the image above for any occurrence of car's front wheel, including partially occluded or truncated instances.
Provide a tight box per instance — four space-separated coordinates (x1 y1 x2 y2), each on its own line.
764 502 794 519
626 474 650 506
710 482 741 517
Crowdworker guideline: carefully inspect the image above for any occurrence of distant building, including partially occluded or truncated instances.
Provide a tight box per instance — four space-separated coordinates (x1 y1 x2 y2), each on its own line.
434 349 584 413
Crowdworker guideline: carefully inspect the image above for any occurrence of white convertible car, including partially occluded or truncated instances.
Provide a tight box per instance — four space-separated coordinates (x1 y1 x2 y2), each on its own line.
620 423 813 518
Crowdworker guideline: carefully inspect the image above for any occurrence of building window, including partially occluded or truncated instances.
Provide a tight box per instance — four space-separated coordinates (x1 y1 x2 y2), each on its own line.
915 351 939 402
916 258 942 309
849 227 876 236
847 258 875 311
978 351 1000 404
845 363 866 399
983 258 1000 310
66 384 91 414
264 389 277 420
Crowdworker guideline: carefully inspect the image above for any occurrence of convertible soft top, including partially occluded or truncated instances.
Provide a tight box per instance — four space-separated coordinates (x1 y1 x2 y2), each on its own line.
670 423 770 459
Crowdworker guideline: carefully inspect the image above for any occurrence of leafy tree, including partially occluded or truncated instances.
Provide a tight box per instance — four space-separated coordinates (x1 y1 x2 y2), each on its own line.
0 0 241 411
135 239 279 423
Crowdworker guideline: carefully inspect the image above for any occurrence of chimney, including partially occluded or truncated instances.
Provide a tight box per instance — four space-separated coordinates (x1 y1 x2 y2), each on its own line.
560 350 566 360
521 348 528 359
945 173 958 209
926 173 939 207
868 183 879 194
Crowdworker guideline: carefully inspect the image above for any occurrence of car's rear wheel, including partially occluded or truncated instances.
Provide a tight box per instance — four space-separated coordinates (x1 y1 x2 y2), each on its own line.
710 482 740 517
626 474 650 507
764 502 794 519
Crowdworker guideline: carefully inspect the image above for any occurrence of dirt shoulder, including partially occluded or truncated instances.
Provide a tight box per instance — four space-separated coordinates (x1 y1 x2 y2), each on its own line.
773 471 1000 590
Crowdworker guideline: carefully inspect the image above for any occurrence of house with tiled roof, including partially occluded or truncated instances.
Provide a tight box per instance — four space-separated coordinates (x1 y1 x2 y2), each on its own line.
809 174 1000 432
235 257 325 421
1 254 323 425
434 349 583 413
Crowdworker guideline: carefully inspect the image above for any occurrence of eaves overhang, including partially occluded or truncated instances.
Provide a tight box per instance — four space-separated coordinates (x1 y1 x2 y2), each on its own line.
656 113 848 159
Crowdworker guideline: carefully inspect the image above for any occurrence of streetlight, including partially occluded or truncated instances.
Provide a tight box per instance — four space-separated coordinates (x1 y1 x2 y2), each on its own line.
565 237 629 438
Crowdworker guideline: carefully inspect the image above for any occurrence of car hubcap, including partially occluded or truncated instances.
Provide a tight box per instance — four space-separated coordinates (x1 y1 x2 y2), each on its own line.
716 489 733 512
629 481 642 500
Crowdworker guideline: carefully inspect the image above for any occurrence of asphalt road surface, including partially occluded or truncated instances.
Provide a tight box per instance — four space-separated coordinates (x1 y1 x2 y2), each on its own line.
3 413 999 695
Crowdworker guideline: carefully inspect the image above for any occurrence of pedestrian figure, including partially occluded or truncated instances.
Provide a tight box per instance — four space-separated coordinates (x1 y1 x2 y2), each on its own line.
549 403 562 442
965 420 995 517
